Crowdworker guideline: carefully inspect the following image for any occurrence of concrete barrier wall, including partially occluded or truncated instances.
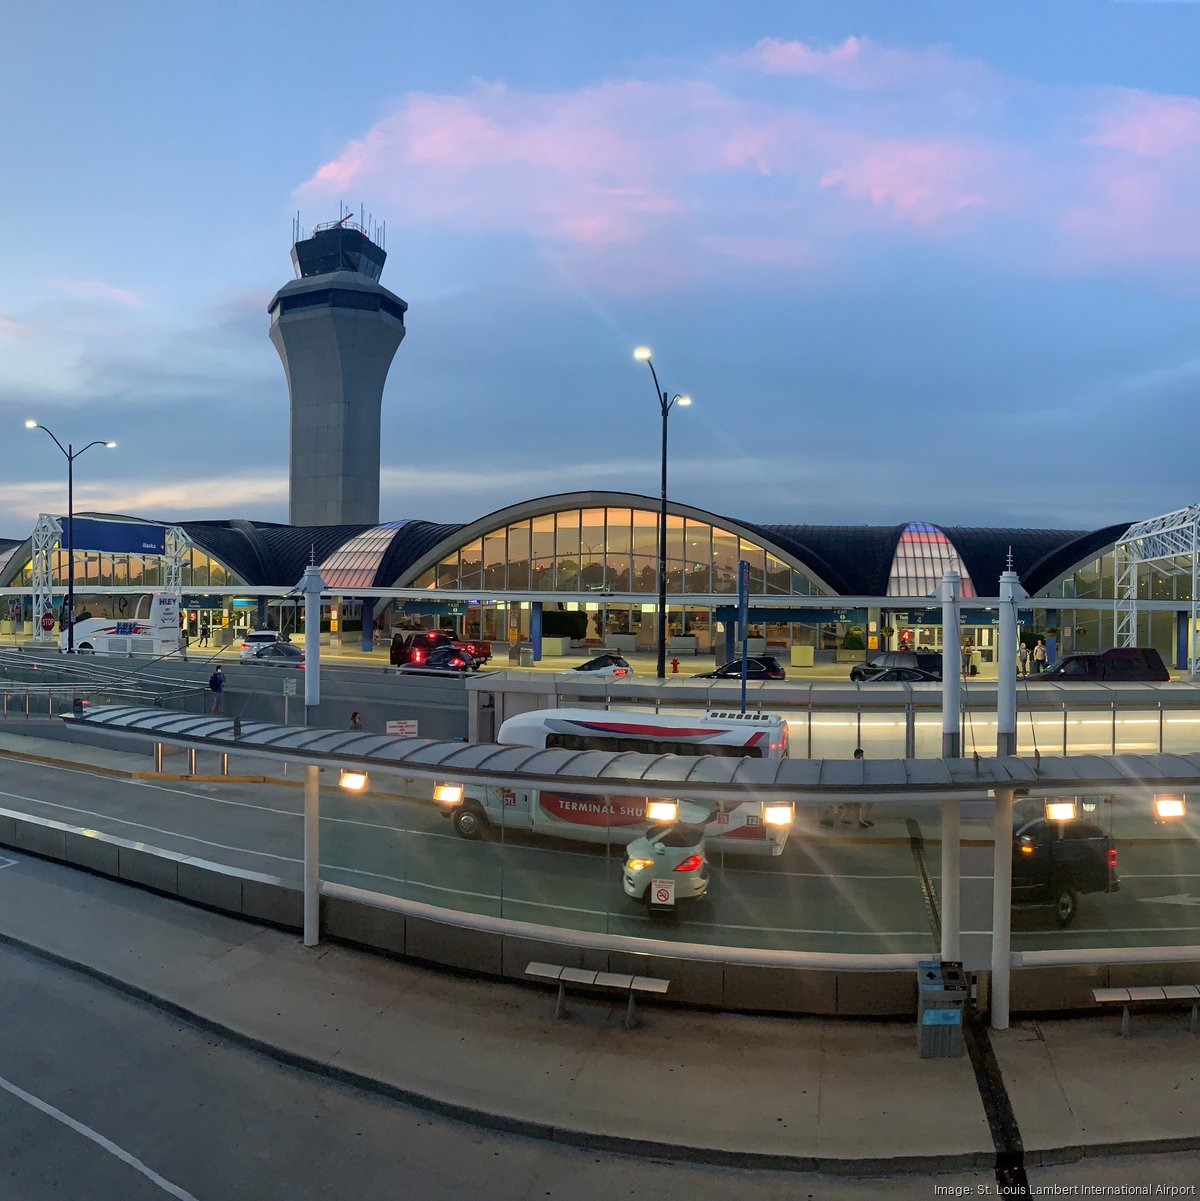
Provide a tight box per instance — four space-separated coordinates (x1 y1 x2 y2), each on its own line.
1 804 1193 1018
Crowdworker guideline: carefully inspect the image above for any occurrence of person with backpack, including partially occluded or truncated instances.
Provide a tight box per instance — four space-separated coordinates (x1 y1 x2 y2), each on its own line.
209 666 225 713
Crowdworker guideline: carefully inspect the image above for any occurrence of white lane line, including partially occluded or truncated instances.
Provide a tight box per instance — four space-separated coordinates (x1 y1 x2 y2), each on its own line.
0 1071 200 1200
0 857 17 870
0 790 301 866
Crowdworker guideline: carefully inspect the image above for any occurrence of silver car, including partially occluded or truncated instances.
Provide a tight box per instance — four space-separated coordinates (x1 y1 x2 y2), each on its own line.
622 824 709 904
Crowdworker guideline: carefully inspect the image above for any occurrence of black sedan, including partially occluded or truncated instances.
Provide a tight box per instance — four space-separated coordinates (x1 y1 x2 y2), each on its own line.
400 644 477 673
858 667 940 683
562 653 632 679
695 656 786 681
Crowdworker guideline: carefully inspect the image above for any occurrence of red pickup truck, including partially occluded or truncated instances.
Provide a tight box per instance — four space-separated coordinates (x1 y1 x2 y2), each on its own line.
390 630 491 668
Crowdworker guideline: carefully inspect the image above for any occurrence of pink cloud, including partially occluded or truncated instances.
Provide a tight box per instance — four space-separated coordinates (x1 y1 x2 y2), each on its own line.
0 315 23 339
741 35 992 94
51 278 141 307
820 139 992 224
1089 90 1200 159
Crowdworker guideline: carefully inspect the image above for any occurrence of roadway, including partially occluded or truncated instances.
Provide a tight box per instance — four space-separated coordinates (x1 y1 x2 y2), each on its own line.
0 754 1197 958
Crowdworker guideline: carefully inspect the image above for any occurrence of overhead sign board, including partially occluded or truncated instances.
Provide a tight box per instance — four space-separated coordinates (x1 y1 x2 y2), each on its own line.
61 517 166 556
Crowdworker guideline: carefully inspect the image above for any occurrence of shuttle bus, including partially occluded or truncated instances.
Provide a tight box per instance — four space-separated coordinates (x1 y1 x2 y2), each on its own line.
442 708 792 855
61 592 181 657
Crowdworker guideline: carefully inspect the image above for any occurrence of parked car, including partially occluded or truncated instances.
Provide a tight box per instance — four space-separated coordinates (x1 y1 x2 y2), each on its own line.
849 651 942 682
399 644 476 673
1034 647 1169 682
695 656 786 681
250 643 305 668
859 667 940 683
239 630 287 661
1012 815 1119 926
622 824 710 904
562 653 632 679
390 630 491 668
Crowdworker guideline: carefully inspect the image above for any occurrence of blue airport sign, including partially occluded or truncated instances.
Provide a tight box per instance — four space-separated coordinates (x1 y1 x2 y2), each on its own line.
62 517 166 556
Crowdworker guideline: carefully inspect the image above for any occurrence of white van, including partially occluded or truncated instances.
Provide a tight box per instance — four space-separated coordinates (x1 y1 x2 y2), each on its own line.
62 593 181 657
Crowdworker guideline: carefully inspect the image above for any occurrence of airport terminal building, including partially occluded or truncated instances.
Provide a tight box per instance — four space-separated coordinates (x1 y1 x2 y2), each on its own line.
2 489 1194 668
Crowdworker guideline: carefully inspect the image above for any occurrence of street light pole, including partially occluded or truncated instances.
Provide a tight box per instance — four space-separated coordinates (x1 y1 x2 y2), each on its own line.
633 348 691 680
25 422 116 653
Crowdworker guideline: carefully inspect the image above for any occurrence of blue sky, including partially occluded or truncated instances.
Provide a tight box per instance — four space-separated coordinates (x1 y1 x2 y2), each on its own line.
1 1 1198 535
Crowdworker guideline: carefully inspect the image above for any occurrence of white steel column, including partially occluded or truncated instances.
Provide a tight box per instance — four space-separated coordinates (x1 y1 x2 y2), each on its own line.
997 568 1021 757
941 570 962 758
300 564 325 726
990 786 1015 1030
303 763 320 947
940 797 961 961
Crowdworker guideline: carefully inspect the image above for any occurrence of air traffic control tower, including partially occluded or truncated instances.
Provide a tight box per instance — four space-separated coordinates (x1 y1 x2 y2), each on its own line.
269 218 407 526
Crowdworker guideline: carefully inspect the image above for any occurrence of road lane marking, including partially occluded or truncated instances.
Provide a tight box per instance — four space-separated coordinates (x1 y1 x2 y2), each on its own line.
0 1071 200 1200
0 857 16 870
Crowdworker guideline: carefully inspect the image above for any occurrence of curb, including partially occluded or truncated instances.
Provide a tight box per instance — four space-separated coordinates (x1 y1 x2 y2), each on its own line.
1 925 1198 1176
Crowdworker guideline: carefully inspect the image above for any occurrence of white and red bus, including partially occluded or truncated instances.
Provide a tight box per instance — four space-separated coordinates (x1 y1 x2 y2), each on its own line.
60 592 180 657
442 708 792 855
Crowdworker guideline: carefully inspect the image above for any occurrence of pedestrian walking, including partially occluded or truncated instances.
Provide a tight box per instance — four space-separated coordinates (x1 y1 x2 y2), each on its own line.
179 627 189 661
199 621 210 647
1033 639 1047 673
208 665 225 714
961 639 974 678
1017 643 1030 678
350 711 363 730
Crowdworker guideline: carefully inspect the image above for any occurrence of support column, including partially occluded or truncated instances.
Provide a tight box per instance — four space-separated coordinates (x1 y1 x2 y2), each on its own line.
941 570 962 758
361 597 374 652
1176 610 1189 672
256 596 268 630
303 763 320 947
1044 609 1058 665
300 564 325 726
724 617 735 664
531 601 543 662
990 787 1015 1030
940 797 961 961
187 747 197 775
997 569 1020 757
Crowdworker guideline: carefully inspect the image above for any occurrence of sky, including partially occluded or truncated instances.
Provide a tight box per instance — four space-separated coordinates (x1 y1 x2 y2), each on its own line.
1 0 1199 537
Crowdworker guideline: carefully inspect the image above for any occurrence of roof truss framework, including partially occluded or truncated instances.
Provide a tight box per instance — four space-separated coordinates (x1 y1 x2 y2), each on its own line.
1114 505 1199 673
31 513 62 641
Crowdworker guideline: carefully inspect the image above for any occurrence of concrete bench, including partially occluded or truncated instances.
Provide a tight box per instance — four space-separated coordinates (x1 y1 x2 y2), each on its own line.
1092 985 1200 1038
525 961 669 1029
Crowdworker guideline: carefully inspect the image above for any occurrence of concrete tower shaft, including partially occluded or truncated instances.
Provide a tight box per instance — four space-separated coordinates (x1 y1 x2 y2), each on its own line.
269 223 407 526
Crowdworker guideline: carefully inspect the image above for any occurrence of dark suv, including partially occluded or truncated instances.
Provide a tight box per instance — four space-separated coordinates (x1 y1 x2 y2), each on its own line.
850 651 942 682
1036 647 1168 682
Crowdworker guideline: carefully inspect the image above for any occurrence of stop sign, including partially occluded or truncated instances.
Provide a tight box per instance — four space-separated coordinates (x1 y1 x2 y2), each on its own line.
40 612 54 632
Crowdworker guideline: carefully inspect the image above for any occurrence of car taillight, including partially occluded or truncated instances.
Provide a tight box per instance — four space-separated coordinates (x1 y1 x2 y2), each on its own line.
1107 848 1118 870
240 643 250 650
450 657 465 667
613 667 628 676
674 854 703 872
413 650 424 663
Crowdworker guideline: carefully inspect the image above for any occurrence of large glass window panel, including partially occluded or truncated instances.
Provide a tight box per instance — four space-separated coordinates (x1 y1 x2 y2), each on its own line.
507 522 531 591
555 510 580 560
191 551 209 587
685 521 711 593
739 540 766 592
531 515 555 568
632 509 658 557
606 508 632 555
555 556 579 590
483 529 506 591
580 508 605 590
126 555 144 586
413 568 436 589
712 528 738 594
436 555 459 589
766 554 790 594
112 555 128 587
631 555 656 593
460 541 483 590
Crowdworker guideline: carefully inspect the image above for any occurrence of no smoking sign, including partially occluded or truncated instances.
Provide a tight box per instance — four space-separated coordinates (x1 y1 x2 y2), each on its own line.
650 878 676 907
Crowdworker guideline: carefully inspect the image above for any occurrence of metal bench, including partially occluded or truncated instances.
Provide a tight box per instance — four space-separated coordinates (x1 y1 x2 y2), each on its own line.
525 962 669 1029
1092 985 1200 1038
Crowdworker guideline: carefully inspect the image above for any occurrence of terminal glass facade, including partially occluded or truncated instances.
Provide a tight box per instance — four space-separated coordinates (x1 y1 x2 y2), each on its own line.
409 505 822 597
16 546 237 589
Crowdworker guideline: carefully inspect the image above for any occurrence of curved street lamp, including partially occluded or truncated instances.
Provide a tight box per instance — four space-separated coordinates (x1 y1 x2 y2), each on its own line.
632 348 691 679
25 421 117 652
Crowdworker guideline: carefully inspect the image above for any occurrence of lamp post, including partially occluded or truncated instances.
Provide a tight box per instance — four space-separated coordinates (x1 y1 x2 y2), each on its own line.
633 348 691 679
25 421 116 653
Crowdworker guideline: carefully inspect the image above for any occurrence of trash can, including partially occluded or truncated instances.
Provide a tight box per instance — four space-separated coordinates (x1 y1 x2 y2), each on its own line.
917 960 967 1058
519 648 533 667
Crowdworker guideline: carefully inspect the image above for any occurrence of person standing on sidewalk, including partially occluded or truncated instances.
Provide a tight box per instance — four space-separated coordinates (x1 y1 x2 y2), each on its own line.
350 711 363 730
199 621 210 648
1033 639 1047 673
208 666 225 714
1017 642 1030 678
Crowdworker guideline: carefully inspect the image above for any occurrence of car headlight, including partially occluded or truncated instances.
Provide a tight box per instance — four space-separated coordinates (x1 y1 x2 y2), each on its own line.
626 858 656 872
